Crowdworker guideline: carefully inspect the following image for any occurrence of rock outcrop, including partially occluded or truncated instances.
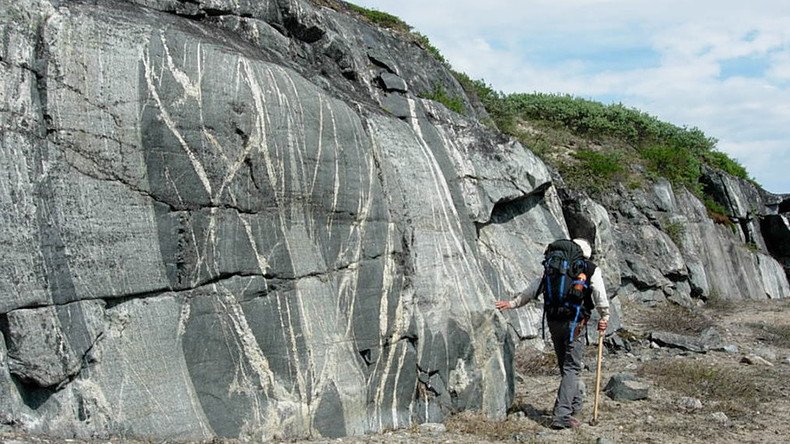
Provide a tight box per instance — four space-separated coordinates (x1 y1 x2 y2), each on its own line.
595 180 789 305
702 168 790 289
0 0 787 441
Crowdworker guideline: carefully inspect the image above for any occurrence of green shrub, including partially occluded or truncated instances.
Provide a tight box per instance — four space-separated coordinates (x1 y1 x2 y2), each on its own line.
513 131 553 157
457 76 515 131
496 93 716 151
420 86 465 114
702 196 735 226
703 196 728 215
347 4 411 33
640 144 701 189
557 148 627 192
573 149 625 180
703 150 750 180
627 179 643 190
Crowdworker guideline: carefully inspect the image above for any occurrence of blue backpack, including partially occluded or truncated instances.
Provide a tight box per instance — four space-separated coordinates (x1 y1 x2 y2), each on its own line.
539 239 596 341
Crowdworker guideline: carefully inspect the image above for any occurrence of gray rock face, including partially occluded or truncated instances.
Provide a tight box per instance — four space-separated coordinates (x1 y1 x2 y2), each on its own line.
0 0 526 439
0 0 787 440
703 168 790 283
600 181 788 303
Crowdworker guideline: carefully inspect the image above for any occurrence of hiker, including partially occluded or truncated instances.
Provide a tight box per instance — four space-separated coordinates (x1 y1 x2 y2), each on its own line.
495 238 610 429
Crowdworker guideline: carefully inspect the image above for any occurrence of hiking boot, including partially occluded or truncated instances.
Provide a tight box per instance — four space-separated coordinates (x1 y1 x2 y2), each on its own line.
550 417 581 429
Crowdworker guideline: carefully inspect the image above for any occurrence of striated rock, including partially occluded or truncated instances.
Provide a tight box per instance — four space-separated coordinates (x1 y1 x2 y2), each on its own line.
368 50 400 74
0 331 22 425
606 182 789 303
0 0 524 439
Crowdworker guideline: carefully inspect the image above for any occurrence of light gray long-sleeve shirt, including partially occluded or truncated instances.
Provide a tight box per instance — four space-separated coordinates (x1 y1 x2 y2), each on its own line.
508 267 610 320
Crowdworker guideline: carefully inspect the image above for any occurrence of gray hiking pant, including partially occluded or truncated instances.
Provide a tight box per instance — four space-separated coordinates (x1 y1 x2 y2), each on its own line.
547 319 585 422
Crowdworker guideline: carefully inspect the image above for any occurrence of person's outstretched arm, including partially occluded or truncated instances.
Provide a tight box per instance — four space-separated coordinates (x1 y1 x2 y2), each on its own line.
495 277 541 311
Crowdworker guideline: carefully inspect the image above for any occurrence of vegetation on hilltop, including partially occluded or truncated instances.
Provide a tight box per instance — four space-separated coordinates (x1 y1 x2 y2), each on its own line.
346 3 411 33
339 2 752 220
464 81 750 187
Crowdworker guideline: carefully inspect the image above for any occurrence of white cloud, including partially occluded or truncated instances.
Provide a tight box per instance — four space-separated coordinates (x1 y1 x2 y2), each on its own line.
768 51 790 82
721 140 790 193
352 1 790 192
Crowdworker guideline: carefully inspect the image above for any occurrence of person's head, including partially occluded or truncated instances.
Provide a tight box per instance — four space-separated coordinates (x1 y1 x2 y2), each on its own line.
572 238 592 259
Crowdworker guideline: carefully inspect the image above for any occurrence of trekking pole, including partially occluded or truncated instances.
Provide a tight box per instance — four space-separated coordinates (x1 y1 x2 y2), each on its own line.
590 330 605 426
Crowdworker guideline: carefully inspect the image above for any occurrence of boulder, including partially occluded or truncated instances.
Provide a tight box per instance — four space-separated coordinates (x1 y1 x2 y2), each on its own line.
603 373 649 401
3 302 104 388
677 396 703 410
741 355 774 366
650 331 707 353
710 411 731 426
379 72 408 92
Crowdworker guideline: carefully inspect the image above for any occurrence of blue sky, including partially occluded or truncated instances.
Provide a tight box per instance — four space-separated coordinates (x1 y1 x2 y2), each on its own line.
351 0 790 194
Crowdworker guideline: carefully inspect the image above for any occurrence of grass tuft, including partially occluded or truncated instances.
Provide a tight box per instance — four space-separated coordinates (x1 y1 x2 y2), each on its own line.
747 322 790 348
445 411 540 440
640 304 715 335
514 347 558 376
704 291 737 311
663 218 686 247
638 360 764 414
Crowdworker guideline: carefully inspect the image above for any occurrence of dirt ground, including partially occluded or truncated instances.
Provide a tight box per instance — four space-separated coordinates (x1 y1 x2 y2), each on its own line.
2 298 789 444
